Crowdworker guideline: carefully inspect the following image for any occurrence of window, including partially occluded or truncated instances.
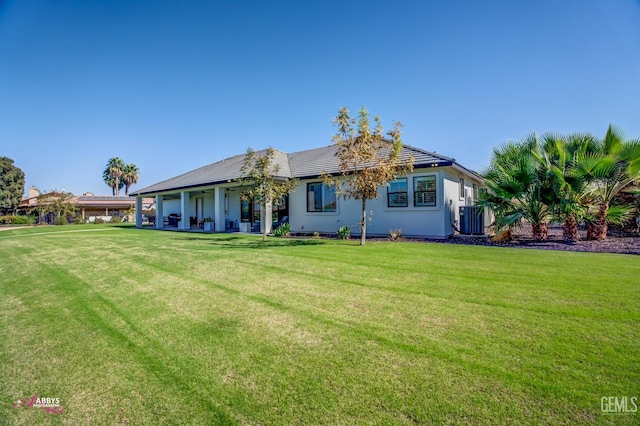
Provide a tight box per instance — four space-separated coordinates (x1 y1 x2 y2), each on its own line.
387 178 408 207
307 183 336 212
272 195 288 222
240 199 251 222
459 177 465 199
472 183 478 201
414 176 436 207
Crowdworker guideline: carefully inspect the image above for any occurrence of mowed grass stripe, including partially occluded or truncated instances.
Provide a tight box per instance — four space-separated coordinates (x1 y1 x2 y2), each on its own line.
1 225 638 424
1 238 239 424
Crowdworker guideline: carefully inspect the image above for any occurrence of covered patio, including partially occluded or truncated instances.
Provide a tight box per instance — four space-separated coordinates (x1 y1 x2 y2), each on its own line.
135 184 283 234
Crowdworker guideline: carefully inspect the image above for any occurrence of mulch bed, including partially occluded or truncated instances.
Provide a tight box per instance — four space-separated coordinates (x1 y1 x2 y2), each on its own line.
293 226 640 255
392 226 640 255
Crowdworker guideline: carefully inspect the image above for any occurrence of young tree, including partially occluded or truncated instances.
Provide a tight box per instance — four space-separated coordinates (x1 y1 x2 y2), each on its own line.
240 147 298 242
323 106 414 246
0 157 26 215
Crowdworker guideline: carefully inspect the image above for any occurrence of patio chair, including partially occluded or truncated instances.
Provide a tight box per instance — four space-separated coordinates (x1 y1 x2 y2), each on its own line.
272 215 289 229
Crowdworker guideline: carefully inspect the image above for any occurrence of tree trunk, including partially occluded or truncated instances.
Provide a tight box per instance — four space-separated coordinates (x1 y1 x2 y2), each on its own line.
562 214 579 242
593 202 609 241
262 200 268 242
531 221 548 240
360 198 366 246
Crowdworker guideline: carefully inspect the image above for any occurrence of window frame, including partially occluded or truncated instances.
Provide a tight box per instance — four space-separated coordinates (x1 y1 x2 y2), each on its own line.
387 177 408 207
306 182 337 213
413 175 437 207
459 177 465 200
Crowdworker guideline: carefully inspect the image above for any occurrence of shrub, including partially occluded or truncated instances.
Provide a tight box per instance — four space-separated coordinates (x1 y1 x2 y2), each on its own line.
53 216 68 226
337 226 351 240
272 222 291 237
13 216 28 224
312 231 320 239
74 217 87 224
93 218 105 224
110 216 122 224
389 229 403 241
5 215 27 224
0 215 31 224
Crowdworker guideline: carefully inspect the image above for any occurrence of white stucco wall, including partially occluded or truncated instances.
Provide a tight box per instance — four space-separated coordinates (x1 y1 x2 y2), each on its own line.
287 166 482 238
441 168 484 235
162 199 181 216
289 170 436 237
203 192 215 221
226 190 242 228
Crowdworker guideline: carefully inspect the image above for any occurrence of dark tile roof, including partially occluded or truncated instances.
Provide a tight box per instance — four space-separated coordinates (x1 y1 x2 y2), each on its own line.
76 196 135 202
288 144 454 178
132 144 464 196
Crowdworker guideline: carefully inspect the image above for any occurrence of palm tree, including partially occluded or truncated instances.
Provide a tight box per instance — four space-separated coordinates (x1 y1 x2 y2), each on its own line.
478 135 553 240
121 163 140 196
576 126 640 240
540 133 595 241
103 157 125 195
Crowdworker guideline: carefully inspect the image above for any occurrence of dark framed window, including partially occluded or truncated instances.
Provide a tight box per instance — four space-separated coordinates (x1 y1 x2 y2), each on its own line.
240 199 251 222
387 178 408 207
307 183 336 212
459 177 465 199
272 195 288 222
414 176 436 207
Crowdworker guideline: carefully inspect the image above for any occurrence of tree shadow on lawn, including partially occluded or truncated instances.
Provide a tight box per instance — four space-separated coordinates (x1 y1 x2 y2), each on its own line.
169 235 328 249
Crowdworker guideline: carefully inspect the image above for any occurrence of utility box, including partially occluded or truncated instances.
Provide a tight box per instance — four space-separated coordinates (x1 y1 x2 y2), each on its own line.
459 206 484 235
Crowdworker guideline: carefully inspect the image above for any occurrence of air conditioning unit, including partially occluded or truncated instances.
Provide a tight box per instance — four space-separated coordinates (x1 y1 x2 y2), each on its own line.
459 206 484 235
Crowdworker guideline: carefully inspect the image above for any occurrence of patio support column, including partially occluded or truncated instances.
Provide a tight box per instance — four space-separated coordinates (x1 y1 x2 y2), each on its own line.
179 191 190 230
135 197 143 228
214 187 224 232
155 195 164 229
82 208 85 220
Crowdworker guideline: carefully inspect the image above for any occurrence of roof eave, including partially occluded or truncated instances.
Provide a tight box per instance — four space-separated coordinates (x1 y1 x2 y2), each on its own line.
131 175 293 196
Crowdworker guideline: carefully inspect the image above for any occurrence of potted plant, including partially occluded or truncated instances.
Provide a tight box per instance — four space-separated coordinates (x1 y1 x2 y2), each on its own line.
203 218 214 231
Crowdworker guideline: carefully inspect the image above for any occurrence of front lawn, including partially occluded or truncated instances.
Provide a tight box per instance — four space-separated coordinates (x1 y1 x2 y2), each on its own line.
0 226 638 424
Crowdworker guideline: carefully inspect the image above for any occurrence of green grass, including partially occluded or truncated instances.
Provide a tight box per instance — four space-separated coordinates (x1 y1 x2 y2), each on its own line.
0 224 638 424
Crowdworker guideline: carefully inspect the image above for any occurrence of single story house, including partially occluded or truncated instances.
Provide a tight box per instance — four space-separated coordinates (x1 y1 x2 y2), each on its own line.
131 144 485 238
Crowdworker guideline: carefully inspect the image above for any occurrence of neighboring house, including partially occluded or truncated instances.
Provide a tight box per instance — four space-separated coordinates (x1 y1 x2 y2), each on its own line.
18 188 155 223
73 195 155 223
131 144 485 238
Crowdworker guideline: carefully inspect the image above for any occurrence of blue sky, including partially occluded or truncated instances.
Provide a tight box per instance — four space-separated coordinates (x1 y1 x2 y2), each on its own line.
1 0 639 196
